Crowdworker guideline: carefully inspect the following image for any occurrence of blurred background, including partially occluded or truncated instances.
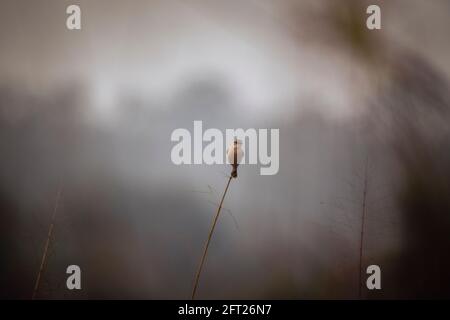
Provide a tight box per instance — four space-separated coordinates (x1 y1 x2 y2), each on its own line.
1 0 450 299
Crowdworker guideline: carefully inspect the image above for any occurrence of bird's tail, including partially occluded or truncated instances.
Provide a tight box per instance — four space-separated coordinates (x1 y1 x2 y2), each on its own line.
231 166 238 178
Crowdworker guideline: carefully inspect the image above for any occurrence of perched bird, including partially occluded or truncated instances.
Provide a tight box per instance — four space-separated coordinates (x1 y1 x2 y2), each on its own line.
227 138 244 178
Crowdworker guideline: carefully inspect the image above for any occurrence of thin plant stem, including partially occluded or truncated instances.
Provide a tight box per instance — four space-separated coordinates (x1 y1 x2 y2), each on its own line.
358 156 369 299
191 175 233 300
32 184 62 300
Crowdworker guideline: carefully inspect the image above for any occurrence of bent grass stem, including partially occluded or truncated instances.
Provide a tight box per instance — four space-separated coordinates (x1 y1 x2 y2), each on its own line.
191 175 233 300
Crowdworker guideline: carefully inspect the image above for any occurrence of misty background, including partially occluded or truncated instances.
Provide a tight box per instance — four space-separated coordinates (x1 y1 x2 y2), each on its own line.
1 0 450 299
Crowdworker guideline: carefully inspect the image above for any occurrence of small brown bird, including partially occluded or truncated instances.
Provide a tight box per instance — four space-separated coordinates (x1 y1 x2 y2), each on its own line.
227 138 244 178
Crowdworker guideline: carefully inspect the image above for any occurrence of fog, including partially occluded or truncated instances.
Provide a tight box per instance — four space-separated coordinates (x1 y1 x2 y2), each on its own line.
1 0 450 299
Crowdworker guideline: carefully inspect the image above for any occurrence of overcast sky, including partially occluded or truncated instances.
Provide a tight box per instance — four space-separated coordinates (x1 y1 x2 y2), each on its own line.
3 0 448 122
